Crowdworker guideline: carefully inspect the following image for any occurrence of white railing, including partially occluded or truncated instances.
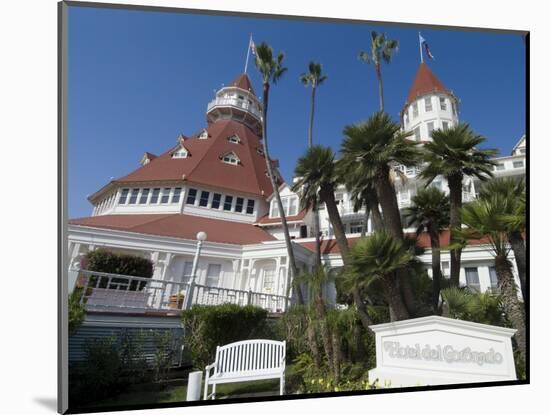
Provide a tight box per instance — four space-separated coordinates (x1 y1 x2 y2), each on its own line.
74 270 287 314
207 97 262 119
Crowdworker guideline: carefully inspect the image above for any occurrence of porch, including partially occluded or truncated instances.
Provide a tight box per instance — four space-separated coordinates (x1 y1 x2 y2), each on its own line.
74 270 288 315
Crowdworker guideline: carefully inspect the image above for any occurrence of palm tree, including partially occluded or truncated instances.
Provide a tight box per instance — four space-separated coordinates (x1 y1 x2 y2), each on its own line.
404 187 450 311
457 196 526 361
347 231 415 321
293 146 348 261
300 62 327 268
300 62 327 148
292 146 372 330
341 112 422 315
478 178 526 300
359 31 399 111
296 269 334 372
254 42 301 305
337 159 383 236
421 123 497 288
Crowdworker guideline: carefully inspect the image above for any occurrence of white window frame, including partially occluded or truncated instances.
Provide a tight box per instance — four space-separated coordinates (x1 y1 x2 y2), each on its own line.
425 97 432 112
227 134 241 144
440 97 447 111
222 152 240 166
427 121 435 138
414 127 421 141
172 146 188 158
412 102 418 118
199 129 208 139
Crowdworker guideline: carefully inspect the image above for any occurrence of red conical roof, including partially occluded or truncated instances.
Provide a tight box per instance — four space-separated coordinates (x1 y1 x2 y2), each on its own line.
230 73 256 96
406 63 451 104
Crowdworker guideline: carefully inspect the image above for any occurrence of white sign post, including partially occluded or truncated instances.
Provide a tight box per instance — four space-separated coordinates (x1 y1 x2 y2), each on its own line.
368 316 517 387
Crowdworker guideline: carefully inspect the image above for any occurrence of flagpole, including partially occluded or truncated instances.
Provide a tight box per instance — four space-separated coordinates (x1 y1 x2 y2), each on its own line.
419 32 424 64
244 34 251 73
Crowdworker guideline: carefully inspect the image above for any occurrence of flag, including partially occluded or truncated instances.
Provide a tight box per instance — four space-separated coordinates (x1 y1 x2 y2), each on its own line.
249 36 256 56
419 33 435 60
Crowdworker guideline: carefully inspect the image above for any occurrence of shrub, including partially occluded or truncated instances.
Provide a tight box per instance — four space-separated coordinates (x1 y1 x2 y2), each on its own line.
68 288 86 335
84 249 153 290
181 304 272 369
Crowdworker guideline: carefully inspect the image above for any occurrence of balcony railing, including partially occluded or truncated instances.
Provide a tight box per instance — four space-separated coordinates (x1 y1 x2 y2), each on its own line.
75 270 287 314
207 97 262 120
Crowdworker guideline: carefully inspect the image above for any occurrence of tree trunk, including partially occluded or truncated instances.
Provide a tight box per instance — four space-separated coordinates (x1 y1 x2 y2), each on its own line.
374 166 416 315
365 190 383 231
361 206 369 237
429 226 442 313
315 294 334 372
352 285 372 332
320 186 350 261
447 173 463 288
495 254 526 361
306 315 321 369
261 82 304 305
312 206 322 270
381 274 409 321
332 331 341 384
508 231 526 301
308 86 316 148
376 65 384 112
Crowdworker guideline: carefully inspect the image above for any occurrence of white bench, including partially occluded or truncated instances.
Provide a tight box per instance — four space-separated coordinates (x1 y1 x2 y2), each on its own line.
203 339 286 400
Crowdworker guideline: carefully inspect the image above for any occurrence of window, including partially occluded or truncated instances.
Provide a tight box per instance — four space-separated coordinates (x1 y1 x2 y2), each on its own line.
150 188 160 204
257 147 264 156
412 102 418 118
513 160 524 168
441 261 450 278
425 97 432 112
404 112 409 126
186 188 197 205
161 188 171 204
199 191 210 207
223 195 233 211
222 152 239 165
465 267 480 291
246 199 255 214
300 225 308 238
235 197 244 213
334 192 344 206
452 102 457 116
427 122 435 138
414 127 421 141
442 121 449 131
206 264 221 287
172 187 182 203
128 188 139 204
263 268 275 292
119 188 129 204
199 129 208 139
489 267 499 293
439 97 447 111
349 221 363 234
495 163 505 171
288 197 298 216
520 148 526 155
139 188 150 204
227 134 240 144
182 261 194 285
172 147 188 158
270 200 280 217
211 193 222 209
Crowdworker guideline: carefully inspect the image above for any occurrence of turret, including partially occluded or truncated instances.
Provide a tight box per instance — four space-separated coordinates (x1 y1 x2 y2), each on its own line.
206 73 263 136
401 63 459 142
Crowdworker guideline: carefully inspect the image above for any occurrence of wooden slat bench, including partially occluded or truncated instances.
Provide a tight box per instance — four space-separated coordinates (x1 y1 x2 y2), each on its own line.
203 339 286 400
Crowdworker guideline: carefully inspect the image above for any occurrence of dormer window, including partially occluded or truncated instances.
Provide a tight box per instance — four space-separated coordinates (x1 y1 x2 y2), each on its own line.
199 129 209 139
222 152 240 166
257 147 264 156
227 134 241 144
172 146 189 159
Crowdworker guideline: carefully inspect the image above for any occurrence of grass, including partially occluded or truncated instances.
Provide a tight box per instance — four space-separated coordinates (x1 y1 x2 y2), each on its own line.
82 376 282 409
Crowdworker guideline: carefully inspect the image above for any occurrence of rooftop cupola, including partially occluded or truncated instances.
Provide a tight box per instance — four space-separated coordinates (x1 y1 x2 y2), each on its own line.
206 73 263 136
401 63 459 143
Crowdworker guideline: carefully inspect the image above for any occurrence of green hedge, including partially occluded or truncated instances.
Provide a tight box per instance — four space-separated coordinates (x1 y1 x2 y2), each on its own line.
181 304 274 369
84 249 153 290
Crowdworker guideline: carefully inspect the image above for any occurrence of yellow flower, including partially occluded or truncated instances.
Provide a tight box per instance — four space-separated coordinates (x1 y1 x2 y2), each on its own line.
334 386 340 392
318 378 324 384
311 379 315 384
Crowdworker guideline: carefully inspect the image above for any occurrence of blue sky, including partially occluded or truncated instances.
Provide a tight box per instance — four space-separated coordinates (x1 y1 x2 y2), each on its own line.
68 5 525 218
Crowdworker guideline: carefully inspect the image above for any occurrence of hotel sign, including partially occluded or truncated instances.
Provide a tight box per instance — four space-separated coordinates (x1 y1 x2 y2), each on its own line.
368 316 517 387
